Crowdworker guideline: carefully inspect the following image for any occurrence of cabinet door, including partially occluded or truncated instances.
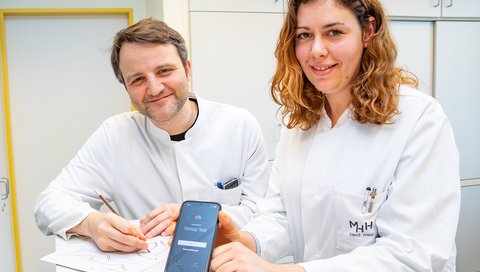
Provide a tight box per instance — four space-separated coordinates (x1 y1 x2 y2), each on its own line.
189 0 283 12
190 11 283 160
441 0 480 17
434 21 480 181
389 21 434 95
456 185 480 272
381 0 441 17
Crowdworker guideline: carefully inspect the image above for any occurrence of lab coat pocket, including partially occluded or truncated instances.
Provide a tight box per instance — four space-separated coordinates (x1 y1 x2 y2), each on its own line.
334 189 386 253
212 184 243 205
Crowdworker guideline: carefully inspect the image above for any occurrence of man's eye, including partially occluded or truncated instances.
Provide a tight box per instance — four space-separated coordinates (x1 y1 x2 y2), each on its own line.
131 77 143 85
158 68 173 75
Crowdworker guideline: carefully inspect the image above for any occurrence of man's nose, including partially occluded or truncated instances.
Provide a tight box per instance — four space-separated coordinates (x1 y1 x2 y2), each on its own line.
146 77 165 96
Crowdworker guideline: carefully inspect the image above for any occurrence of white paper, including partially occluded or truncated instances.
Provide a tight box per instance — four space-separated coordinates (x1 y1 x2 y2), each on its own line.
41 235 170 272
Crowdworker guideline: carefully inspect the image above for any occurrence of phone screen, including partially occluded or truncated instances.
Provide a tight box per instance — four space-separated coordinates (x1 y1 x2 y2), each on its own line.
164 201 221 272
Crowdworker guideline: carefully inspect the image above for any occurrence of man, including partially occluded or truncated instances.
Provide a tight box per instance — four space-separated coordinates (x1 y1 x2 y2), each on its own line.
34 18 269 252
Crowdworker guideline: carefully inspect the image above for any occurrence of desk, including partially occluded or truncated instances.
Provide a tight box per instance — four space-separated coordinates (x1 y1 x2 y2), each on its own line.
54 235 168 272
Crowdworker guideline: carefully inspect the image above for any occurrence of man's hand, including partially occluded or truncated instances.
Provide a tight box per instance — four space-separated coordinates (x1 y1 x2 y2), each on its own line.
69 211 148 252
140 203 180 238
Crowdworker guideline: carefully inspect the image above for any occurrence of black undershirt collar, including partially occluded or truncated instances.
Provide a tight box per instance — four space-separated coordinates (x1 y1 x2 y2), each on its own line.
170 98 198 142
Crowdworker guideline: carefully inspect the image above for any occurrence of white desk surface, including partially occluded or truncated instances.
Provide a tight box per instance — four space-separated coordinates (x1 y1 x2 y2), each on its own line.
54 235 168 272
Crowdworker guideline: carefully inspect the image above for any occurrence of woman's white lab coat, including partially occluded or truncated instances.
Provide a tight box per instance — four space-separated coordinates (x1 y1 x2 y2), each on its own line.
243 86 460 271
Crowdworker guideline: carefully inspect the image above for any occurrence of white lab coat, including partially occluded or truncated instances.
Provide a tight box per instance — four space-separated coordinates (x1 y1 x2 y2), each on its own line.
35 97 269 239
243 86 460 271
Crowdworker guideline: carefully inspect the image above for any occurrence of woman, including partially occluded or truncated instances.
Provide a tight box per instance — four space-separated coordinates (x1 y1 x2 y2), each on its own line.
207 0 460 271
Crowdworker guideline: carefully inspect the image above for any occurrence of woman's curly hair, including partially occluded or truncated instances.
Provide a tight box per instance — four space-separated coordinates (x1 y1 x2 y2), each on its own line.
271 0 418 130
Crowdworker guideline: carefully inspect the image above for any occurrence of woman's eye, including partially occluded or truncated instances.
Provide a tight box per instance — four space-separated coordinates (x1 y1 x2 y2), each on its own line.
296 32 311 40
329 29 343 37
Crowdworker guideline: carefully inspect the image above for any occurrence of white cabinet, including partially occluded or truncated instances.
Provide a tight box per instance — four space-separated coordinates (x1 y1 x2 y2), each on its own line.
189 2 284 160
391 19 480 182
456 185 480 272
189 0 283 12
381 0 480 17
434 21 480 181
441 0 480 17
389 21 434 95
381 0 441 17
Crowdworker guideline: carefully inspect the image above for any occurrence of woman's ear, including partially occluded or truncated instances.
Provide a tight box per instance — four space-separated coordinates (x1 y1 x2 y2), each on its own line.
363 16 376 48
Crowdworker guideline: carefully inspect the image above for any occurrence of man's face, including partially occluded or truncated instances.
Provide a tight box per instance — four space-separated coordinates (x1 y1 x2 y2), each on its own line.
119 42 191 126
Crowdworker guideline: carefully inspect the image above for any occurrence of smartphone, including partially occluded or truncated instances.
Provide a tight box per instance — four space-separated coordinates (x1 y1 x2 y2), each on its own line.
164 200 221 272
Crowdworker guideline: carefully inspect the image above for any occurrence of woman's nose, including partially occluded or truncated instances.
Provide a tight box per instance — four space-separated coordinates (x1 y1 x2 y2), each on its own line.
310 37 328 58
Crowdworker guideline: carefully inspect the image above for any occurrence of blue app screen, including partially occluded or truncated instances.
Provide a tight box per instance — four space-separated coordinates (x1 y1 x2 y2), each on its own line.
165 202 220 272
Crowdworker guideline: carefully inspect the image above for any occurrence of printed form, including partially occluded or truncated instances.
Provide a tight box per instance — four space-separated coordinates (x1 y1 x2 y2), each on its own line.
42 235 170 272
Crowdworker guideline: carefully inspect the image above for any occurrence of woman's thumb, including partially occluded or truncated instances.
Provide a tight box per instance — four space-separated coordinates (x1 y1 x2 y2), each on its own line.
217 211 240 243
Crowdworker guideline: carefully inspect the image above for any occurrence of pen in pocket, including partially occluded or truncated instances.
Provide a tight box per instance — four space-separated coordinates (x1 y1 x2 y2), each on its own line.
215 178 240 190
367 188 377 213
362 187 371 214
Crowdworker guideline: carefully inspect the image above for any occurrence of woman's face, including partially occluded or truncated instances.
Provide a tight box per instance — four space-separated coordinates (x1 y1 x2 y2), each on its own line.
295 0 370 100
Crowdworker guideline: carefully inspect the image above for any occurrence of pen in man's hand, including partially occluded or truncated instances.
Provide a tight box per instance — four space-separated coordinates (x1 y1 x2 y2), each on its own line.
95 189 120 216
94 189 150 253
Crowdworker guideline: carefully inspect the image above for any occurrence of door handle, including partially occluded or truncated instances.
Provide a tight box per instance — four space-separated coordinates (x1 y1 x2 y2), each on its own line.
445 0 453 8
432 0 440 7
1 177 9 200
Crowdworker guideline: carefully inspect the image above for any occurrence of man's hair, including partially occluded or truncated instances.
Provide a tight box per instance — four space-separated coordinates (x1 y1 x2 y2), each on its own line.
271 0 418 129
111 18 188 84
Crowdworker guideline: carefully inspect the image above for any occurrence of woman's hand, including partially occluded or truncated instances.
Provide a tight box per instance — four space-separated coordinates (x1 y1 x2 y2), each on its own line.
211 241 275 272
140 203 180 238
210 212 305 272
215 210 243 246
166 208 247 247
211 241 305 272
